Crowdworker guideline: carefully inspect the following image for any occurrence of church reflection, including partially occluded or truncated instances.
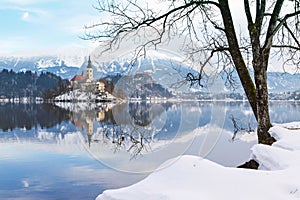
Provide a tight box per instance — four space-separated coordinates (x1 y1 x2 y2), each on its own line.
0 101 185 158
68 102 172 157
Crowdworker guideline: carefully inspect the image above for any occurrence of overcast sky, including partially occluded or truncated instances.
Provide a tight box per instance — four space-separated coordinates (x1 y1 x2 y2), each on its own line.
0 0 100 56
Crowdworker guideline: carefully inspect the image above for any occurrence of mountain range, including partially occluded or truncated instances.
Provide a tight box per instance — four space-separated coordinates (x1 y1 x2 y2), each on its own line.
1 51 300 94
0 56 81 79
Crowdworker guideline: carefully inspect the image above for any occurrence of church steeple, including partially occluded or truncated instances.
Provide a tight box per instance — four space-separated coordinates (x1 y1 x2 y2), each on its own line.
87 56 92 69
86 55 93 83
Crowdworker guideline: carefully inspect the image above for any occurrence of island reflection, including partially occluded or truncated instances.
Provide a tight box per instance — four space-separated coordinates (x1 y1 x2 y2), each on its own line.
0 102 181 156
56 101 175 157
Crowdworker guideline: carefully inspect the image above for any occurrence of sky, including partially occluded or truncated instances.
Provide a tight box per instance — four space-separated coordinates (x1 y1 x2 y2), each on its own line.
0 0 100 56
0 0 296 73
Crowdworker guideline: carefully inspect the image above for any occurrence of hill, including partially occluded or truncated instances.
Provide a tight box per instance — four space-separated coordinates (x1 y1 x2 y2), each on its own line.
0 69 69 99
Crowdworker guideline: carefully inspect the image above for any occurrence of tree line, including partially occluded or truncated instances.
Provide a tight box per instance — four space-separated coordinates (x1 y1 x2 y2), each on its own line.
0 69 69 99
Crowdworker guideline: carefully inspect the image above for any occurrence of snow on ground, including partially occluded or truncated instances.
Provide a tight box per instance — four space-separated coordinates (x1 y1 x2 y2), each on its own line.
96 122 300 200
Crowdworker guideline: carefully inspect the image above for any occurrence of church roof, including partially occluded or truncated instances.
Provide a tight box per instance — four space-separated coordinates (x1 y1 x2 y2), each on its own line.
71 75 86 82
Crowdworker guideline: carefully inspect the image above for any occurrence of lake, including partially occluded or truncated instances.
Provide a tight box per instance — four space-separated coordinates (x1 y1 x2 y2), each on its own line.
0 101 299 199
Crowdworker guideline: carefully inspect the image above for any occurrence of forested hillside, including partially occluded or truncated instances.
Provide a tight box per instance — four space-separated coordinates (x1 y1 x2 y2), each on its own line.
0 69 69 99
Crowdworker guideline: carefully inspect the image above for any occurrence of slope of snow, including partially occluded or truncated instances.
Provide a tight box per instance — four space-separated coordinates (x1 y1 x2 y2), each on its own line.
96 123 300 200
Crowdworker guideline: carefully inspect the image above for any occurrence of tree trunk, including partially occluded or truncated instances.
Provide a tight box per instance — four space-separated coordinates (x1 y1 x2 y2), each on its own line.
218 0 257 120
219 0 275 145
253 60 275 145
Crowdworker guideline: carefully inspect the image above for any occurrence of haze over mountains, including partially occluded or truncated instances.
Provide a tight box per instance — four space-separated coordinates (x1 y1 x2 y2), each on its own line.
1 51 300 94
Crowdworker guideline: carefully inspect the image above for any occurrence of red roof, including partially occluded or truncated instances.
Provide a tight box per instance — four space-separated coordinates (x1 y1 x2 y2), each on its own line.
71 75 86 82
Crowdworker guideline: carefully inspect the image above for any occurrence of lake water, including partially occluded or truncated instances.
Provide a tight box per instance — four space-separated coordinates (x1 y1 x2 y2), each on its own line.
0 101 299 199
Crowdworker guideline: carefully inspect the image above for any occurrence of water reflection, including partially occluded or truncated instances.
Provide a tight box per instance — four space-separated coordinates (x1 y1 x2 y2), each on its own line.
0 103 71 131
57 101 190 164
0 101 300 167
1 101 300 198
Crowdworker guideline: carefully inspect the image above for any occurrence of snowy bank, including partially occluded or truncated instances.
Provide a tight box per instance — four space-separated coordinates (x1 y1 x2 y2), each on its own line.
96 123 300 200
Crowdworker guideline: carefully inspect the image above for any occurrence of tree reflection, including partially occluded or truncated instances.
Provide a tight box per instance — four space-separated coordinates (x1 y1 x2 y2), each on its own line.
129 102 153 127
67 102 171 158
0 101 175 159
0 103 71 131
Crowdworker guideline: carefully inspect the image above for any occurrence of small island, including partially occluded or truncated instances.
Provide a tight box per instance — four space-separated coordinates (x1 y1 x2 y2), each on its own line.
54 56 116 103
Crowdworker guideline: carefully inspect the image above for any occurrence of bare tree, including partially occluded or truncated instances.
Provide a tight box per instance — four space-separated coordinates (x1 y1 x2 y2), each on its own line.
84 0 300 145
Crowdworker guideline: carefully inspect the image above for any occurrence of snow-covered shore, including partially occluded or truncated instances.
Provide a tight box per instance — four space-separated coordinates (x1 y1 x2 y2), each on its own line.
96 123 300 200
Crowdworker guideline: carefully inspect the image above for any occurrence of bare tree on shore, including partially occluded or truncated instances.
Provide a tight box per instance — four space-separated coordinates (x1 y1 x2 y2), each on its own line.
84 0 300 145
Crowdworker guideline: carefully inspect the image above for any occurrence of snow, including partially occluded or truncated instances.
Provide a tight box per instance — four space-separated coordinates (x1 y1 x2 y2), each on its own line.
96 122 300 200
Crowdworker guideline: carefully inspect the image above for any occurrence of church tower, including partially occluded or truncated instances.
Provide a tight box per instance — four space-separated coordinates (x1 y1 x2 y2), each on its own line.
86 56 93 83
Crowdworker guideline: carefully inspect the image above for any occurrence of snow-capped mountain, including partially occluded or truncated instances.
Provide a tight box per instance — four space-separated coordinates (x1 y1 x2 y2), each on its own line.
267 72 300 93
89 50 207 93
219 69 300 93
91 49 300 93
92 49 192 77
0 56 83 79
1 49 300 93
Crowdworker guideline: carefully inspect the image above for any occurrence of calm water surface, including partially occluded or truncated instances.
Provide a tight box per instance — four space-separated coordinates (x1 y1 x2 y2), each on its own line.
0 101 299 199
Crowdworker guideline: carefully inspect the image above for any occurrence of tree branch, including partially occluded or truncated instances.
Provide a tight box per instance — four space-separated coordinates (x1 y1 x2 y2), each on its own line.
272 45 300 50
263 0 284 50
244 0 253 26
255 0 266 30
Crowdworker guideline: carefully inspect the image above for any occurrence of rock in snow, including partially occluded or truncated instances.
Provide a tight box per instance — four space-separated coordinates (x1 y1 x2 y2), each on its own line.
96 123 300 200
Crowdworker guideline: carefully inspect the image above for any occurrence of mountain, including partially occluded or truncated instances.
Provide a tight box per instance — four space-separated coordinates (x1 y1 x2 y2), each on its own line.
0 50 206 93
90 50 207 93
0 56 82 79
267 72 300 93
1 50 300 94
219 69 300 94
91 50 300 94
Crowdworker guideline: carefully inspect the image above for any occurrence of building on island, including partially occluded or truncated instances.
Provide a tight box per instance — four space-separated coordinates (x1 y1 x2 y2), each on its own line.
68 56 114 101
70 56 94 89
70 74 87 89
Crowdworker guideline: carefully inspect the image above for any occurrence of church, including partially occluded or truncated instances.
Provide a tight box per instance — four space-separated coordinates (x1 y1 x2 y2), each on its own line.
70 56 105 93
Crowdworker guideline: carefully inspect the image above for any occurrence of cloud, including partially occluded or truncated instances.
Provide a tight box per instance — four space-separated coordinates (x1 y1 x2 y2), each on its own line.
21 11 30 21
0 5 49 24
22 179 30 188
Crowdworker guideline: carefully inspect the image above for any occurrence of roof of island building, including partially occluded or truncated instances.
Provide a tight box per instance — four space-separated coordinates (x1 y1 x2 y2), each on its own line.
71 74 87 82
